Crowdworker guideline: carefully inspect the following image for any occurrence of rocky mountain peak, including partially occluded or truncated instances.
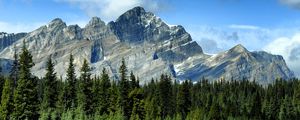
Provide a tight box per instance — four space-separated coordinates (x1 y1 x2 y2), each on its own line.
116 6 146 22
48 18 67 30
229 44 249 53
86 17 106 28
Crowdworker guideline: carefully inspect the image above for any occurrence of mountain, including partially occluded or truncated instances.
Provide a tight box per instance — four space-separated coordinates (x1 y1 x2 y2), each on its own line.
0 32 27 51
0 7 294 84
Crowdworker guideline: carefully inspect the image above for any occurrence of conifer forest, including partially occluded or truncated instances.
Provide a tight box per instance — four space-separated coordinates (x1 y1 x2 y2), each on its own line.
1 43 300 120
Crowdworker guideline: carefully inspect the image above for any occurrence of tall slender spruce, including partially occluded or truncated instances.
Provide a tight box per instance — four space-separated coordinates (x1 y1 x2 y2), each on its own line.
77 59 93 114
12 41 39 119
65 54 77 109
119 58 131 119
41 57 58 114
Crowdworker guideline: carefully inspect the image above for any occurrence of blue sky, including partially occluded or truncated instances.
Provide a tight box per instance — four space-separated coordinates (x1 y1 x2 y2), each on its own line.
1 0 300 76
1 0 300 29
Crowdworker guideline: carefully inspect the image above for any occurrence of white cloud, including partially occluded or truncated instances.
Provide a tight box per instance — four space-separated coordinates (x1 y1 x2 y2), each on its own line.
55 0 166 22
280 0 300 9
229 24 261 30
0 21 45 33
264 33 300 77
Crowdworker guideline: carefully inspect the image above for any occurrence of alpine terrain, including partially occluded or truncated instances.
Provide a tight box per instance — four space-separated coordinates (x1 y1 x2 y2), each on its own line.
0 6 294 84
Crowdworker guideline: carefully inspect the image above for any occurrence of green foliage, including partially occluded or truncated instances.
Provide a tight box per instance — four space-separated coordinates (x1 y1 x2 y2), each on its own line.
0 78 13 120
41 57 58 112
130 71 139 89
108 80 120 114
2 51 300 119
279 96 296 120
176 80 191 119
0 76 4 103
10 45 19 89
96 68 111 115
12 41 39 119
158 74 174 118
129 88 145 120
119 58 131 119
77 59 93 115
65 54 77 109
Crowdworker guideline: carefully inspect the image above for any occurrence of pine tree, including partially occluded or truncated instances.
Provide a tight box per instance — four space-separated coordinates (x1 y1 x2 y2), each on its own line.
293 81 300 116
145 80 161 120
119 58 131 119
98 68 111 115
130 71 139 89
78 59 93 115
250 90 262 119
158 74 174 118
0 78 13 120
208 98 223 120
12 41 39 119
56 78 66 118
40 57 58 119
92 75 101 115
177 80 191 119
65 54 77 109
109 80 120 114
10 44 19 88
0 75 4 103
129 88 145 120
279 96 296 120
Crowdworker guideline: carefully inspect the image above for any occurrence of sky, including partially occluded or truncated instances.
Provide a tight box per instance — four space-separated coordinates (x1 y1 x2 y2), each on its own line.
1 0 300 76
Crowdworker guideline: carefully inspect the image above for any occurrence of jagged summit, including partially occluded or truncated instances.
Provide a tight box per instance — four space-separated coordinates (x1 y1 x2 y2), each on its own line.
47 18 67 29
115 6 146 22
50 18 64 23
229 44 249 53
86 17 106 28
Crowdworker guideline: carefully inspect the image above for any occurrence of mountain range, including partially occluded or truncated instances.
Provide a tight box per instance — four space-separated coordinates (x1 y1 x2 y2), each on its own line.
0 6 294 84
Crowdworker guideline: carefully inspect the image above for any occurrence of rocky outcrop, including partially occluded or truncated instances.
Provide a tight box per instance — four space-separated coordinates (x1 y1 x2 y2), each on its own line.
0 32 27 51
0 7 294 84
175 44 293 84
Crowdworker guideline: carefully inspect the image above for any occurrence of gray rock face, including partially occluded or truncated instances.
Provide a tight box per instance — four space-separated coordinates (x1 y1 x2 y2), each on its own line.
0 32 27 51
0 7 294 84
175 44 294 84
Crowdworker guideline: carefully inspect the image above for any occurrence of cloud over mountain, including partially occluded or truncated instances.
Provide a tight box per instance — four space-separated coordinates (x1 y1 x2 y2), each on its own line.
264 33 300 77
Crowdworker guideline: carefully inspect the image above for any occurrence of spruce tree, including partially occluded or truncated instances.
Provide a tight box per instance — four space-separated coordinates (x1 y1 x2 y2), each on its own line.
129 88 145 120
158 74 173 118
130 71 139 89
99 68 111 115
0 78 13 120
65 54 77 109
56 78 66 118
92 75 101 115
145 80 161 120
0 75 4 102
177 80 191 119
279 96 296 120
119 58 131 119
293 82 300 116
78 59 93 115
10 45 19 88
208 98 222 120
109 80 120 114
40 57 58 118
12 41 39 119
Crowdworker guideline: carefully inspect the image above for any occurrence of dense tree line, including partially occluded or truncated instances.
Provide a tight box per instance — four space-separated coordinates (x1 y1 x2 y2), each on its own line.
0 43 300 120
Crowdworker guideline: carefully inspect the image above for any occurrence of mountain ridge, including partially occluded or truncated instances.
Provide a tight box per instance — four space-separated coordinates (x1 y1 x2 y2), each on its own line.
0 6 294 84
